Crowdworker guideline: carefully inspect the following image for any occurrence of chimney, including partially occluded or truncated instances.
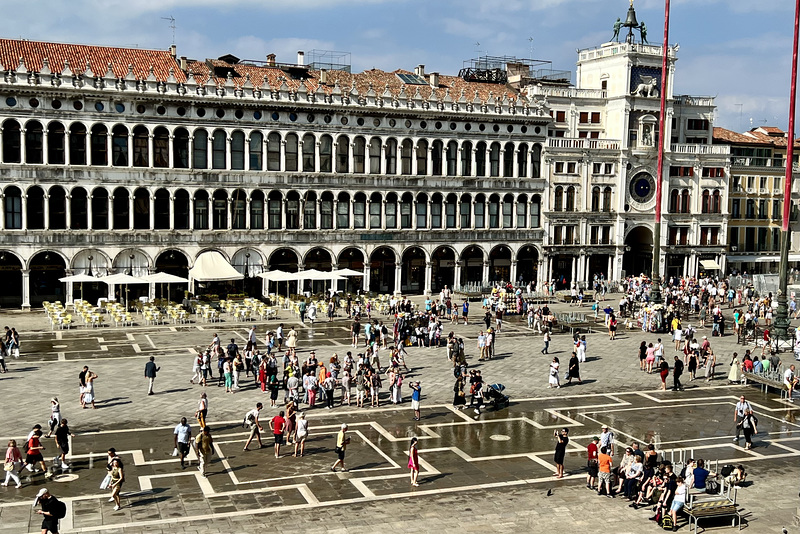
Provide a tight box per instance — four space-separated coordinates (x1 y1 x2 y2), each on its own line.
429 72 439 88
415 64 425 77
319 69 328 85
297 51 305 66
179 56 188 71
169 44 177 58
267 54 276 67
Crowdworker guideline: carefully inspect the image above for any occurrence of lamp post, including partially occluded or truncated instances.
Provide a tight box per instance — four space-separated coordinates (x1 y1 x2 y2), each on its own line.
774 0 800 344
244 252 250 295
87 255 94 277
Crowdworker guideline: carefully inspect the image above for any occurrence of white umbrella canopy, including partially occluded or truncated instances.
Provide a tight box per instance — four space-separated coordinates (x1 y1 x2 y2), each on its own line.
257 270 296 282
59 274 103 283
330 268 364 277
100 273 148 285
300 269 345 281
144 272 190 283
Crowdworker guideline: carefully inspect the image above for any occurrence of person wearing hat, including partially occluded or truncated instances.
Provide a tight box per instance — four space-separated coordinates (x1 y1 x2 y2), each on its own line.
35 487 65 533
331 423 350 472
600 425 615 456
586 436 600 490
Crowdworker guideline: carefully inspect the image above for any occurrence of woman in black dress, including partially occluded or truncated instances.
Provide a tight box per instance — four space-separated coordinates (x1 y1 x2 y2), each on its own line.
687 349 698 380
567 352 582 384
553 428 569 478
453 375 466 409
638 341 647 371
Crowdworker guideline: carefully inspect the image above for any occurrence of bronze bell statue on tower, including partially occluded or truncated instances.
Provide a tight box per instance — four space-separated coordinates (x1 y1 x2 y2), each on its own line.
623 0 639 43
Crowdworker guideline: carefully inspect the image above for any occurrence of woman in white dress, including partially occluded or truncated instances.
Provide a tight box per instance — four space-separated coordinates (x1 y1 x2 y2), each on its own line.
83 371 98 409
548 357 560 388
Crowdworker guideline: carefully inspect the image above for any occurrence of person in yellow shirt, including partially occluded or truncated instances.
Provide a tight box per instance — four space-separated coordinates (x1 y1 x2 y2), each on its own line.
194 426 214 476
331 424 350 472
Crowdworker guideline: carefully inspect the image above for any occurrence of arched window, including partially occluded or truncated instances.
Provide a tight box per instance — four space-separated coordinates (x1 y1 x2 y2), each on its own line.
302 134 315 172
154 189 170 229
336 135 349 173
132 125 148 167
385 192 397 228
517 144 528 177
320 135 333 172
230 131 245 170
416 193 428 229
231 189 246 229
48 122 65 164
591 187 601 212
460 194 472 228
385 138 398 174
212 130 226 169
554 187 564 212
680 189 690 213
400 193 413 228
531 143 542 178
70 187 88 230
669 189 678 213
172 128 189 169
112 125 129 166
430 193 443 229
503 142 514 177
286 191 300 229
566 186 576 211
133 188 150 229
193 129 208 169
193 190 209 229
251 190 265 229
26 186 45 229
461 141 472 176
91 188 109 229
337 192 350 229
248 132 263 170
268 191 282 229
70 123 87 165
701 190 710 214
474 194 486 228
212 190 227 229
26 121 44 164
320 191 334 229
488 194 500 228
445 193 458 229
353 192 367 228
603 187 612 212
285 133 298 172
302 191 316 229
476 142 487 177
113 187 130 229
2 119 20 163
49 186 67 229
502 194 513 228
3 186 22 229
151 127 168 168
489 142 501 177
369 192 382 228
369 138 381 174
174 128 190 169
174 189 190 229
530 195 541 228
442 141 455 176
516 194 528 228
431 140 443 176
400 139 413 175
712 190 721 213
353 137 366 174
416 139 428 175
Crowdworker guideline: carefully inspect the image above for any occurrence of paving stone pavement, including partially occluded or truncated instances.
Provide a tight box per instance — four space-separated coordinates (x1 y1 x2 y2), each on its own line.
0 300 798 533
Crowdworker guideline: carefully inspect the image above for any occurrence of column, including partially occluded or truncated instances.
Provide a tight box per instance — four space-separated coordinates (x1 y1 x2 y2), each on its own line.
64 269 74 304
424 261 433 295
316 199 322 229
499 147 505 177
571 256 577 283
245 198 251 230
315 141 321 173
471 147 478 178
281 199 287 230
227 136 234 171
168 194 175 230
457 146 463 176
720 254 727 274
614 250 623 281
380 144 388 175
333 199 339 231
106 129 112 167
297 263 305 295
19 128 26 163
148 134 154 168
363 263 371 294
87 193 93 230
65 193 71 229
348 142 355 174
454 261 463 289
168 135 175 168
426 200 432 229
149 194 155 230
20 194 27 230
470 201 476 229
512 147 520 178
394 263 403 295
128 195 134 229
547 256 553 283
426 141 433 176
381 200 387 230
43 194 50 230
188 193 195 230
607 255 613 281
510 260 518 286
42 130 49 165
482 260 490 285
227 199 232 230
21 269 31 310
349 199 355 230
411 140 419 176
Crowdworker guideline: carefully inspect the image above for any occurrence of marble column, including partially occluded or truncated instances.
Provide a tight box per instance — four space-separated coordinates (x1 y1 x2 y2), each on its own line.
424 261 433 295
394 263 403 296
21 269 31 310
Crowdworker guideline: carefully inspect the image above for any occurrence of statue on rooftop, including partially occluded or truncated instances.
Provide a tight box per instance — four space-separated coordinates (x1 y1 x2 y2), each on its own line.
640 22 649 44
612 18 622 42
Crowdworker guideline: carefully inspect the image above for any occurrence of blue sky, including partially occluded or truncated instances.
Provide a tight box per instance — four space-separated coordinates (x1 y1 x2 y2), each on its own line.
7 0 799 132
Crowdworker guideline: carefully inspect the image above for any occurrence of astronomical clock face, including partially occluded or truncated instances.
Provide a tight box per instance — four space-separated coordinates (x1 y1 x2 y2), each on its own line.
629 172 655 203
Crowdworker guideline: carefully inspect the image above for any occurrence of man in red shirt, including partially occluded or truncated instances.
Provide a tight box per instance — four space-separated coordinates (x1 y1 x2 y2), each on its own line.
269 411 286 459
597 446 614 497
586 436 599 490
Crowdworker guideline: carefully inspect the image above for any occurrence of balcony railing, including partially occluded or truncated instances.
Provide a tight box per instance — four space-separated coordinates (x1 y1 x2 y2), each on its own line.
527 86 606 99
671 144 730 155
578 43 674 61
674 95 716 107
547 138 621 150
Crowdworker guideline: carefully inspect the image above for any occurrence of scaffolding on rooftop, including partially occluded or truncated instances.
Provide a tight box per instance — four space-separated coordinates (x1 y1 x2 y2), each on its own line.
458 55 570 84
307 49 351 73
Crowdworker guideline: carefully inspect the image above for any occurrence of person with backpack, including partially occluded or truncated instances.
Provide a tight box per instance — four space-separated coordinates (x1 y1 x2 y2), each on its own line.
666 476 686 531
242 403 264 451
35 488 66 533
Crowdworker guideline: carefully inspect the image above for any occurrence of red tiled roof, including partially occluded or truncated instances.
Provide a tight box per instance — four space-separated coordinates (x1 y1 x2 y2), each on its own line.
713 126 800 148
0 38 185 82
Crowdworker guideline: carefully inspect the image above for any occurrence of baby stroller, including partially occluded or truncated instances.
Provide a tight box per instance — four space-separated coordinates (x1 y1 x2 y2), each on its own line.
484 383 510 410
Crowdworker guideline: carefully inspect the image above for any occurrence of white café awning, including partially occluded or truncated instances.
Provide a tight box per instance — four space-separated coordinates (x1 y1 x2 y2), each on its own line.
699 260 721 270
188 251 244 282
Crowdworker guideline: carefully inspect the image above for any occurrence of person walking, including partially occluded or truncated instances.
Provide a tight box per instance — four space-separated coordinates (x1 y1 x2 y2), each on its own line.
190 351 203 385
144 356 160 395
193 426 214 477
733 395 752 443
269 410 286 458
108 457 124 511
19 428 48 478
2 439 22 488
223 357 233 394
331 424 350 472
83 371 97 409
739 409 758 450
548 357 560 388
34 488 65 533
78 366 89 407
294 412 309 457
672 355 684 391
553 428 569 478
408 437 420 486
173 417 192 469
410 381 422 421
567 352 582 384
243 403 264 451
658 358 670 391
45 398 61 438
195 393 208 429
597 445 613 496
199 350 211 386
53 419 74 470
541 329 551 355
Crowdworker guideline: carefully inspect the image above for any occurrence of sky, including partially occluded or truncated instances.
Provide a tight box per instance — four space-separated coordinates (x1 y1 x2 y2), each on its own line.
4 0 799 133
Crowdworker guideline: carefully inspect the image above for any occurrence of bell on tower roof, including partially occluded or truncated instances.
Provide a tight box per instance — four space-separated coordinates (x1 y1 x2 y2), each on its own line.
612 0 646 44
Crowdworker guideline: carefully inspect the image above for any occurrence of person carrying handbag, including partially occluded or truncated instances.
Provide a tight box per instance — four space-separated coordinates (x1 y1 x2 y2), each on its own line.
739 409 758 450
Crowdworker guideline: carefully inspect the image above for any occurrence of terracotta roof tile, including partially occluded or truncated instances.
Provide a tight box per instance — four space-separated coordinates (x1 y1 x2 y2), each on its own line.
0 38 185 82
713 126 800 148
